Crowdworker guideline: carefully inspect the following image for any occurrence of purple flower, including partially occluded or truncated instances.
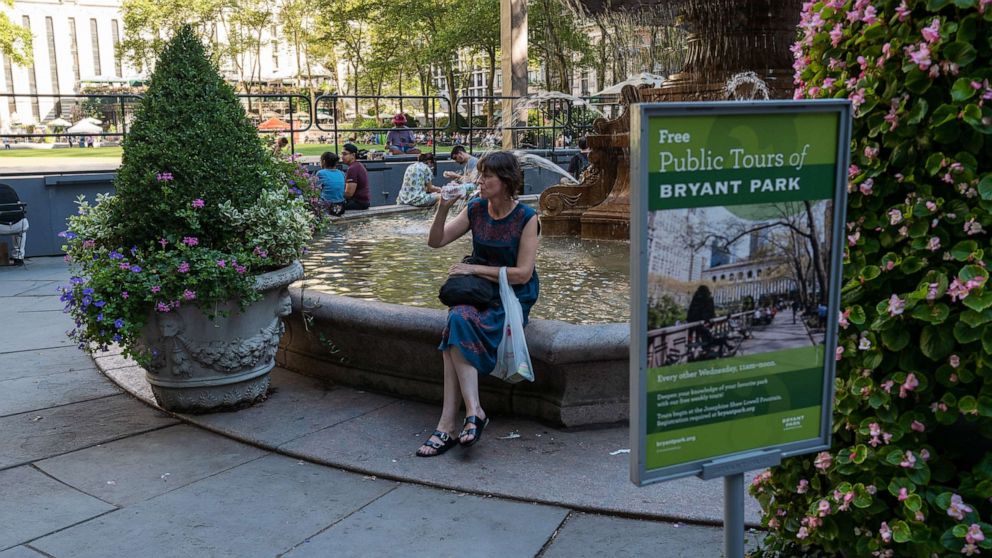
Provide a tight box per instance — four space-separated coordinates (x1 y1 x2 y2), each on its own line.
81 295 92 306
118 262 131 270
70 276 85 285
114 318 125 329
130 246 138 255
182 237 199 247
155 302 171 313
151 285 161 293
83 239 96 249
253 246 268 258
94 300 106 308
112 334 122 343
96 312 104 322
159 238 169 249
121 291 129 299
183 289 196 301
234 264 247 274
177 261 190 273
109 250 124 260
192 199 205 209
216 260 226 268
156 172 174 182
58 230 77 239
82 287 94 295
129 265 142 273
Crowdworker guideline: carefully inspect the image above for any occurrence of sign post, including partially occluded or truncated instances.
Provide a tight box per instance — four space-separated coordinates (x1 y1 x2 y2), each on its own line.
629 100 852 557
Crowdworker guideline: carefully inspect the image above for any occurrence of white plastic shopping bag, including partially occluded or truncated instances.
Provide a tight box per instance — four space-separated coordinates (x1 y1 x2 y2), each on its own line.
492 267 535 383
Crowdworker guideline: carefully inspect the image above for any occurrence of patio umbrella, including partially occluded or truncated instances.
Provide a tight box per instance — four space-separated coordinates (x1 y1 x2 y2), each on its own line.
82 117 103 125
590 72 666 97
47 117 72 127
257 117 291 131
67 121 103 134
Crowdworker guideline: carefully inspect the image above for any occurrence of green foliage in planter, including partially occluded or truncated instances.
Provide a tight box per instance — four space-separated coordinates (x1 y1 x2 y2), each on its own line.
749 2 992 557
111 25 271 249
58 25 317 364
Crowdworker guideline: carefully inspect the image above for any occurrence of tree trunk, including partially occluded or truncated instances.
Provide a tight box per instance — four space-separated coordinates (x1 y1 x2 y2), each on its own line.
803 200 828 304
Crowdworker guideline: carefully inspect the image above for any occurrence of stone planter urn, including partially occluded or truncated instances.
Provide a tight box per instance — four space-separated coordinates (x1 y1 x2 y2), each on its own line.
141 260 304 413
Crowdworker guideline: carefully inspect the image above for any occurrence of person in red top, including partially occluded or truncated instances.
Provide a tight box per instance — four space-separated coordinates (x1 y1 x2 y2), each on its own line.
341 143 370 210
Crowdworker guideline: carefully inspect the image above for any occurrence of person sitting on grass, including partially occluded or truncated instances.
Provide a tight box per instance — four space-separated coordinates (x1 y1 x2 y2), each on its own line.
386 113 420 155
316 151 346 216
396 153 441 207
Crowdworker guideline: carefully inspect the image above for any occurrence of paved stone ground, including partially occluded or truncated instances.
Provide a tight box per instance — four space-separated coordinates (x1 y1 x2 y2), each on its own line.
1 258 764 557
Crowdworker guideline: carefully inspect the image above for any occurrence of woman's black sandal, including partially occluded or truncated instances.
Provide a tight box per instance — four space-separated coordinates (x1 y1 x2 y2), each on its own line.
459 415 490 447
416 430 457 457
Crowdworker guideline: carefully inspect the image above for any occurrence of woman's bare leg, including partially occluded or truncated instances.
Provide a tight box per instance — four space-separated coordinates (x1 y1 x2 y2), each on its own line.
449 347 487 444
417 349 463 456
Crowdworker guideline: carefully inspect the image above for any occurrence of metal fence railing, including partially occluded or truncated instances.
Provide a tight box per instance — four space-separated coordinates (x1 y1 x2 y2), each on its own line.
1 91 620 156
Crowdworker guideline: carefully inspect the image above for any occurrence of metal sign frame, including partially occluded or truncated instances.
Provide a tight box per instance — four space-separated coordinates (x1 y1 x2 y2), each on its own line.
630 99 852 486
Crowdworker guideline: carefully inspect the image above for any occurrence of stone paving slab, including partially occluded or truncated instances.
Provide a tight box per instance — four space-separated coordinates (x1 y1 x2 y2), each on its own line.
0 395 178 469
35 425 269 507
283 484 568 558
0 259 70 281
0 281 54 298
0 347 96 382
277 396 761 524
31 454 397 558
188 368 398 447
0 368 121 417
542 512 763 558
1 308 74 353
9 281 61 297
0 546 47 557
0 465 115 551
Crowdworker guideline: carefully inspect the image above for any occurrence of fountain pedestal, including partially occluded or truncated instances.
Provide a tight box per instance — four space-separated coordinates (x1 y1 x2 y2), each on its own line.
538 0 802 240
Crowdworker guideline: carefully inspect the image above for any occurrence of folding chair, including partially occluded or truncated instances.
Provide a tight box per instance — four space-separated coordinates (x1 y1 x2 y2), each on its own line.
0 183 28 266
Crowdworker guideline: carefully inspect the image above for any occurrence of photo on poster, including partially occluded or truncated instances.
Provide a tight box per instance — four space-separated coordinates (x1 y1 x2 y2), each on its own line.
646 199 833 368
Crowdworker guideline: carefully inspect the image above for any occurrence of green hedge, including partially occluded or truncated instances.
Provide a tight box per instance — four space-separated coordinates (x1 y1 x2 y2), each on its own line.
751 2 992 556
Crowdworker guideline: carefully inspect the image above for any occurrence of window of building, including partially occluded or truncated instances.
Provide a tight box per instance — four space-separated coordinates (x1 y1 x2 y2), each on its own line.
580 70 589 96
111 20 122 77
270 25 278 69
68 18 80 83
45 17 61 116
90 18 102 76
23 16 40 121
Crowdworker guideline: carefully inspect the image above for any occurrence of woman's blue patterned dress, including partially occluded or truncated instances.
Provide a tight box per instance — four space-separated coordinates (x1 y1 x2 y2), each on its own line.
439 197 539 374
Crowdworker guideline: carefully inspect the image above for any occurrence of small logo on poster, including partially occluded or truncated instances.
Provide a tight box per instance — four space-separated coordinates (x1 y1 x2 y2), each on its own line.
782 415 805 431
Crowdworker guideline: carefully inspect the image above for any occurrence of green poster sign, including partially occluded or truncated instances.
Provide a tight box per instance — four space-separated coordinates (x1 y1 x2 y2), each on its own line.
630 100 851 486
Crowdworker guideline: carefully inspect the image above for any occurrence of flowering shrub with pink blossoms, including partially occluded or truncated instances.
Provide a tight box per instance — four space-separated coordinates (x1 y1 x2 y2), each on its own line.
57 26 320 365
749 1 992 556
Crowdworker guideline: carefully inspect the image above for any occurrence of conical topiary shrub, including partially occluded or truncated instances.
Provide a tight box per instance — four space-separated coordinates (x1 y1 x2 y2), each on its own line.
111 25 270 249
59 25 315 412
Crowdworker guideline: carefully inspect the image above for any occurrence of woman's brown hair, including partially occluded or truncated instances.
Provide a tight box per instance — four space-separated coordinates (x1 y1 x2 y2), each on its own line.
477 151 523 199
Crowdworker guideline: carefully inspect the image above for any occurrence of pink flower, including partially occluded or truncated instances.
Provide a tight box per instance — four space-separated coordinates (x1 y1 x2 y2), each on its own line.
888 209 903 225
884 260 895 271
860 179 874 196
155 301 172 313
182 236 199 247
849 164 860 178
818 499 831 516
907 43 932 70
895 0 910 20
836 346 844 361
767 518 780 529
192 198 205 209
82 239 96 249
967 524 985 544
253 246 269 258
177 261 190 273
150 285 161 293
216 260 226 268
864 146 879 159
964 219 984 236
183 289 196 301
850 88 866 108
156 172 174 182
949 354 960 368
900 450 917 468
911 420 926 432
898 487 909 501
814 451 832 472
900 372 919 398
926 282 939 301
880 521 892 543
926 201 937 212
830 24 843 47
797 479 809 493
822 77 836 89
797 526 809 539
948 494 974 521
921 18 941 44
963 543 981 556
838 310 850 329
862 5 877 24
859 335 872 350
928 236 941 251
121 291 129 299
887 294 905 316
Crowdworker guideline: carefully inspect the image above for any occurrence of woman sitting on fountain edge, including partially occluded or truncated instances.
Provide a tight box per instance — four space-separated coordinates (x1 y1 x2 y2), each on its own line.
417 151 541 457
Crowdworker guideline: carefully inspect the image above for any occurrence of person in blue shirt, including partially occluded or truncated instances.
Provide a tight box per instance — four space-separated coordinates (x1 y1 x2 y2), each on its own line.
317 151 346 216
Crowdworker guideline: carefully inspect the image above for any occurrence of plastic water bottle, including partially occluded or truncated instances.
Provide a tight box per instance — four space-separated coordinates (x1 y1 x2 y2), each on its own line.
441 183 463 201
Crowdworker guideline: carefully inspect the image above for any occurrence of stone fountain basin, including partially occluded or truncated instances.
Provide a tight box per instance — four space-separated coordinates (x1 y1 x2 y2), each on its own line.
277 289 631 427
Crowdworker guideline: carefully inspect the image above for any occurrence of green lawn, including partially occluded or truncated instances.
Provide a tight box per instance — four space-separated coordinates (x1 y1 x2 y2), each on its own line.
0 143 456 159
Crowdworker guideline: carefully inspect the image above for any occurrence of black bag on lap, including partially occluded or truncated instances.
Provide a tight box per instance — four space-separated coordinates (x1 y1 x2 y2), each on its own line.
438 256 499 309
